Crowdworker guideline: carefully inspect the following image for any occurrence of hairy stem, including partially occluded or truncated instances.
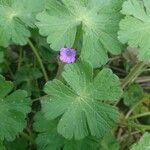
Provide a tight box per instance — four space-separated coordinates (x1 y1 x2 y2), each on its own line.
73 24 82 49
120 122 150 130
20 132 35 144
17 47 23 71
128 112 150 120
5 61 14 79
28 39 48 82
56 62 64 80
121 62 145 89
125 98 145 119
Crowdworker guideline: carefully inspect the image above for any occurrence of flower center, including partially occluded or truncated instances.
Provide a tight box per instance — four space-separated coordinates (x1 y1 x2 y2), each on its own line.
66 49 73 57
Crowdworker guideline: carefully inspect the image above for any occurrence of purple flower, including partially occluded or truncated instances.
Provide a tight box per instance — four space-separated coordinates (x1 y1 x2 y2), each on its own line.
59 48 76 63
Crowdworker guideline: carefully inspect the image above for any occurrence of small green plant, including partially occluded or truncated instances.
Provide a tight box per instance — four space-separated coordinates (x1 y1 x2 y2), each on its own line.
0 0 149 149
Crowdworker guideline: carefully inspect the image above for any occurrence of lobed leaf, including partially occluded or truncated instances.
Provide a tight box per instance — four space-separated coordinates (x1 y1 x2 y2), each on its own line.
4 137 28 150
34 112 64 150
41 61 122 140
0 0 44 47
0 76 31 141
131 133 150 150
0 140 5 150
123 84 144 107
118 0 150 61
36 0 123 67
34 112 99 150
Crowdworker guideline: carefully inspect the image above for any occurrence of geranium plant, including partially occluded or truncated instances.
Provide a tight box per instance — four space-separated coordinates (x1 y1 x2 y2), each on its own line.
0 0 149 149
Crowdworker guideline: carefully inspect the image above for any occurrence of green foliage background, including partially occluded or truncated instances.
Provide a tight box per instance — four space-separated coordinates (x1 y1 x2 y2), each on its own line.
0 0 149 150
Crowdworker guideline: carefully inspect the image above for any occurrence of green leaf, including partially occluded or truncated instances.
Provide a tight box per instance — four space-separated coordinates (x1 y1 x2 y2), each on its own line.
0 0 11 6
0 49 4 72
15 66 43 84
0 140 5 150
34 112 65 150
99 132 120 150
34 112 100 150
4 137 28 150
0 76 31 141
14 66 43 96
42 61 122 140
36 0 78 51
36 0 123 67
64 137 99 150
0 0 44 47
0 50 4 63
118 0 150 61
131 133 150 150
93 68 123 101
123 84 144 107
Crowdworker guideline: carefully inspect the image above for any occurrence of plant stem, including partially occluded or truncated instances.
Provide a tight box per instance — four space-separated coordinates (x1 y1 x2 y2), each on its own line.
120 122 150 130
32 95 47 102
128 112 150 120
17 47 23 71
56 62 65 80
5 61 14 79
125 99 145 119
20 132 35 144
121 62 145 89
73 24 82 49
28 39 48 82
